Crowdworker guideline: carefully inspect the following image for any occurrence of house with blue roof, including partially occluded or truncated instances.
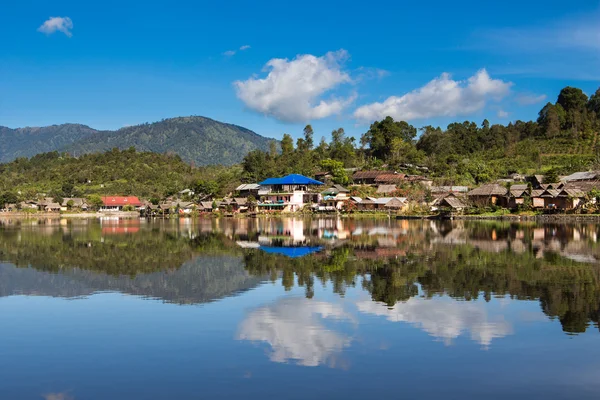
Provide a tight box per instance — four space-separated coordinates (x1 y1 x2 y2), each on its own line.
258 174 324 212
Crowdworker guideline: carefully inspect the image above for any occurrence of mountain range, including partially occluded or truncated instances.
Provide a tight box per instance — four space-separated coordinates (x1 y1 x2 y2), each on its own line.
0 116 273 165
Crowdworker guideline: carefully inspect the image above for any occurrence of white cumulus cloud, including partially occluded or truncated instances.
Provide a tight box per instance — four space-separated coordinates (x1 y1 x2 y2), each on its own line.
240 45 251 51
237 297 353 367
38 17 73 37
497 109 509 118
234 50 354 122
356 296 513 348
223 50 236 57
354 69 512 122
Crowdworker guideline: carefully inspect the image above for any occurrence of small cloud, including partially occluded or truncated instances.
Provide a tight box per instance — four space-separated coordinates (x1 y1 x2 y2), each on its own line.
354 69 512 122
497 109 509 118
223 50 236 57
516 93 547 105
240 45 251 51
38 17 73 37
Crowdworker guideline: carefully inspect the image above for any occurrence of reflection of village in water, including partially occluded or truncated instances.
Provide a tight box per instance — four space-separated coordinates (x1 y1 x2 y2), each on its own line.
4 216 600 262
1 216 600 338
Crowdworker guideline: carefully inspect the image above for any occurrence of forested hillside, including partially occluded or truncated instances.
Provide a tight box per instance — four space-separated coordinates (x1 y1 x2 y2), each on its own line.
0 123 97 162
64 116 273 166
0 116 273 166
0 149 241 201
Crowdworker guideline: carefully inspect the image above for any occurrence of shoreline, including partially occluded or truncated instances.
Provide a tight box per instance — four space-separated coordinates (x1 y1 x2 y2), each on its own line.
3 211 600 222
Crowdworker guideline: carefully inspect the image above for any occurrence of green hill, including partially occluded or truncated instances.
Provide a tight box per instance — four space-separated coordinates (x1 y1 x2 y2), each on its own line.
0 123 98 162
64 116 272 166
0 116 273 166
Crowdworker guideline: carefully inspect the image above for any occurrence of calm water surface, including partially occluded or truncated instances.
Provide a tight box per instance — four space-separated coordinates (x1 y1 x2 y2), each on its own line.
1 217 600 399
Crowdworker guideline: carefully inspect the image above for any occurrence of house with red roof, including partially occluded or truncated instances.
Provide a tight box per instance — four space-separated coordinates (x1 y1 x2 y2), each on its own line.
100 196 143 212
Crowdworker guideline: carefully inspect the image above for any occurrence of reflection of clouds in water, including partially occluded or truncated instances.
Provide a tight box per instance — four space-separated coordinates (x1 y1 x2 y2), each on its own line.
356 297 513 347
237 297 352 366
44 393 73 400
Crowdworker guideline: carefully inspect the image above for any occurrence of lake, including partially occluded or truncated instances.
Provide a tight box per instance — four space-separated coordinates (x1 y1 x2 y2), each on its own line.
1 216 600 399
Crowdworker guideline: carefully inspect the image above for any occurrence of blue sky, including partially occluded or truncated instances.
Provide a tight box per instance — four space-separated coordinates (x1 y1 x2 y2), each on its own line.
1 0 599 141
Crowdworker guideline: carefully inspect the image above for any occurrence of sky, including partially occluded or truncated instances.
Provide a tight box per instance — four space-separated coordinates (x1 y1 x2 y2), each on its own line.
1 0 600 142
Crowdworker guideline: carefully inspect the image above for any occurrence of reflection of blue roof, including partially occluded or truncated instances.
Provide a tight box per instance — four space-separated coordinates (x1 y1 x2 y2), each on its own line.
259 246 323 258
260 174 324 186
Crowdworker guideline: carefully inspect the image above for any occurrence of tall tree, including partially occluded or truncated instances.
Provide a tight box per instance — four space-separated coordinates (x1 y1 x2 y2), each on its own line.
303 125 314 150
281 134 294 156
557 87 588 113
537 103 562 139
588 87 600 115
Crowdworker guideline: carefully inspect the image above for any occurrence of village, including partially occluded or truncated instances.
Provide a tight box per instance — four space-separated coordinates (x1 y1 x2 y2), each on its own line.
1 169 600 218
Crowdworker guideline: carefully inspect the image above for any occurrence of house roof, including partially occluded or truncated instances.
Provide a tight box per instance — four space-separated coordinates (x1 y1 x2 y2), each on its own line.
62 197 86 206
233 197 248 205
510 184 529 191
511 189 528 198
559 188 586 198
375 173 406 183
563 181 600 192
101 196 142 207
540 189 560 198
45 202 61 209
352 170 387 180
368 197 407 205
199 201 214 209
561 171 599 182
530 189 544 197
236 183 261 191
467 184 508 197
441 196 466 209
376 185 397 194
349 196 362 203
430 186 469 193
332 184 349 192
259 174 324 186
384 198 406 209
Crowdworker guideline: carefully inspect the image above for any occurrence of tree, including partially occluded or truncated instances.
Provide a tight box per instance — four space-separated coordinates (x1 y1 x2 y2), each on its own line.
269 141 278 158
361 117 417 160
0 192 18 206
281 134 294 156
537 103 563 138
87 194 104 210
588 87 600 115
303 125 314 150
320 159 348 185
557 87 588 113
61 182 75 197
544 169 559 184
314 137 329 160
66 200 75 210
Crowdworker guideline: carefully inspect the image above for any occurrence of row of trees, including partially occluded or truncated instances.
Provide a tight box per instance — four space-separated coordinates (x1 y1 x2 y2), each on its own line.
242 86 600 186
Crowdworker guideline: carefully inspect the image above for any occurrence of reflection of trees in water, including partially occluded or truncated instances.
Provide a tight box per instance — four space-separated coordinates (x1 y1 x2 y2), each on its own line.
244 243 600 335
0 227 263 304
2 219 600 334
